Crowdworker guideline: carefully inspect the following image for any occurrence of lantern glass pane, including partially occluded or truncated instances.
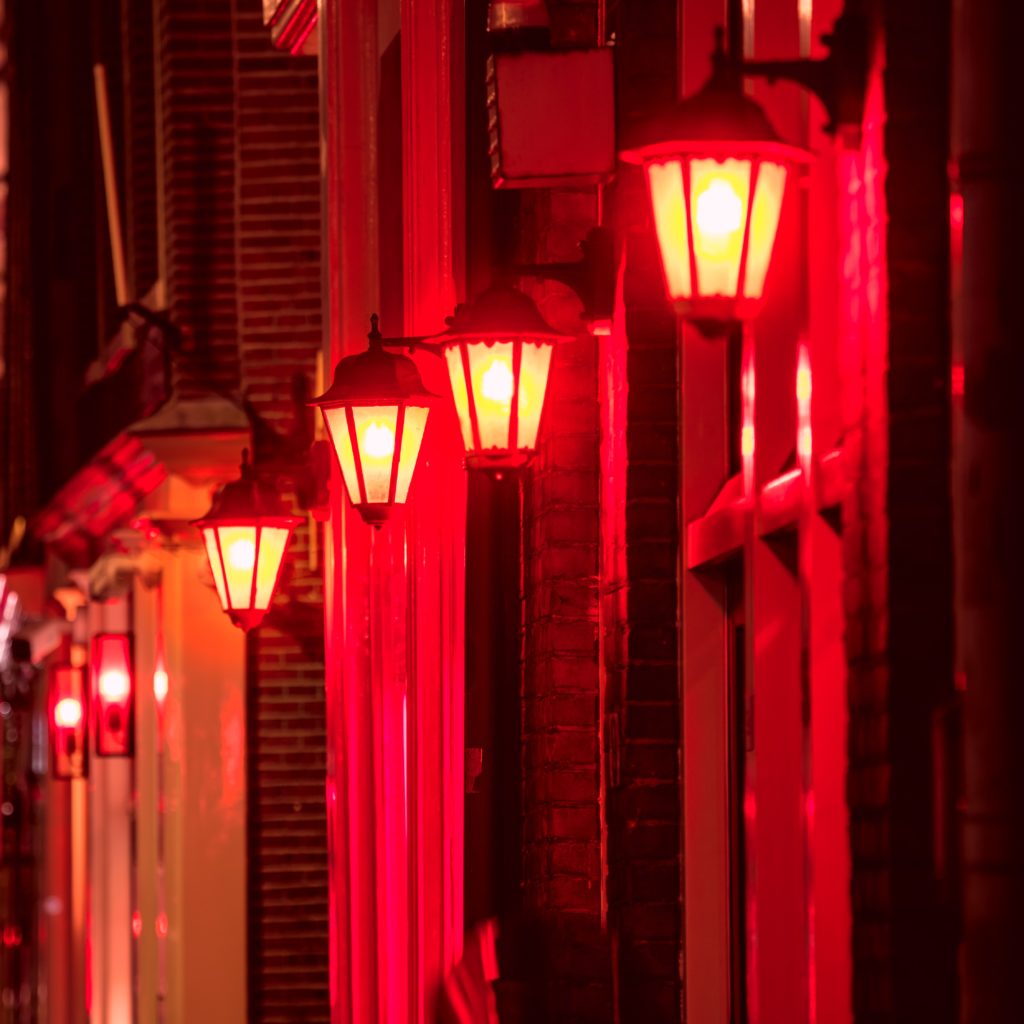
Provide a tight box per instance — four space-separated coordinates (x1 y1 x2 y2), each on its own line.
742 161 787 299
351 405 400 503
444 346 475 450
202 528 229 610
254 526 290 610
467 342 516 450
322 407 361 505
516 340 554 450
647 160 692 300
394 405 429 503
217 525 259 610
689 157 752 298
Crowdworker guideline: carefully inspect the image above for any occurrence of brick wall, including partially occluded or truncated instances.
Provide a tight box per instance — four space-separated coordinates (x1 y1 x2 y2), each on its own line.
520 184 610 1019
154 2 328 1020
156 0 240 398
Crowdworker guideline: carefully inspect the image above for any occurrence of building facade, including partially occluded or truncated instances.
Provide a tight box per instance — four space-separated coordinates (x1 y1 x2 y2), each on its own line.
1 1 1021 1023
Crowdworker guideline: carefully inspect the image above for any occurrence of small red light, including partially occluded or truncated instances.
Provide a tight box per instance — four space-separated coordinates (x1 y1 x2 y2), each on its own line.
951 364 965 398
132 911 143 940
91 634 134 758
156 913 169 939
50 664 88 779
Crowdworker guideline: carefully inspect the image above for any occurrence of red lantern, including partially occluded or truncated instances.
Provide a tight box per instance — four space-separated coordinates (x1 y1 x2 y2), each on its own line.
193 452 302 631
620 50 808 330
91 633 134 757
311 319 437 527
440 286 569 470
50 663 87 779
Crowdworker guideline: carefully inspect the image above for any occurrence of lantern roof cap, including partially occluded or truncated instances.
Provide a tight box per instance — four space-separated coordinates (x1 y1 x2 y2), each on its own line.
441 284 572 341
311 317 438 406
620 34 810 164
193 451 301 525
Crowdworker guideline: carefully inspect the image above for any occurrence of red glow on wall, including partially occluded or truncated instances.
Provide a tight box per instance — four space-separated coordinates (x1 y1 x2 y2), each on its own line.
742 339 756 496
155 913 168 939
132 911 143 940
91 634 134 757
153 664 169 705
2 925 22 948
951 364 964 398
797 344 813 468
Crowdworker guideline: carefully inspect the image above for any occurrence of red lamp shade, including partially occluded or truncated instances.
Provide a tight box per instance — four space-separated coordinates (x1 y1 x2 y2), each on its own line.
311 321 436 527
193 453 302 630
439 286 569 470
620 57 808 330
91 633 134 757
50 663 87 779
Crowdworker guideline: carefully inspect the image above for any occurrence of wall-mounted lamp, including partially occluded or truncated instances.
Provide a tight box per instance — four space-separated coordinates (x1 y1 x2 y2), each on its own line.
620 34 809 332
310 324 437 528
313 283 569 526
50 663 88 779
193 451 302 630
91 633 134 757
440 285 569 470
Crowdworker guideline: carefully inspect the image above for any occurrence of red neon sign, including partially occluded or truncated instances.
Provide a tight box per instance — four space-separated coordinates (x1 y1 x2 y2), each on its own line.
91 633 134 757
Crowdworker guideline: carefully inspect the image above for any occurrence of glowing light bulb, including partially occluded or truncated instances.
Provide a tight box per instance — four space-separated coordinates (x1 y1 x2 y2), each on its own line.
798 425 813 460
796 364 812 404
227 538 256 571
54 698 83 729
696 179 743 236
363 422 396 458
741 424 755 459
99 670 130 702
153 667 169 704
481 359 514 403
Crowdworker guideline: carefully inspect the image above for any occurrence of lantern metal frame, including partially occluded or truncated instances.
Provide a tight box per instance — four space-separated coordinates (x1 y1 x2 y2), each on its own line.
436 285 573 470
192 451 303 631
91 632 135 758
620 30 812 333
315 282 571 503
310 319 439 527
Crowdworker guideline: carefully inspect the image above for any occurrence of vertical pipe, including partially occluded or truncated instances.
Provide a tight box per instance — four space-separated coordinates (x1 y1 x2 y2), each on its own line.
954 1 1024 1021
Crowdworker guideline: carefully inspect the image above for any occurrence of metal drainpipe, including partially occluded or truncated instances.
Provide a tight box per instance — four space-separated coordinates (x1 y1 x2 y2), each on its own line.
953 0 1024 1021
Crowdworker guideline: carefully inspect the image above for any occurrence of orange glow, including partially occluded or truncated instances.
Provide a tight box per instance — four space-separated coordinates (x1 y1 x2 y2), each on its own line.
54 697 83 729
